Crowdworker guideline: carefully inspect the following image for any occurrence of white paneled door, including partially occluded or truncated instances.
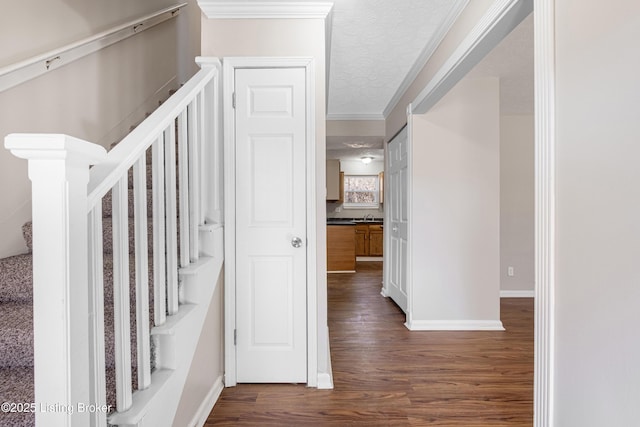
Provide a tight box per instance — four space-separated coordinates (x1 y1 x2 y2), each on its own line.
385 127 408 312
234 67 307 383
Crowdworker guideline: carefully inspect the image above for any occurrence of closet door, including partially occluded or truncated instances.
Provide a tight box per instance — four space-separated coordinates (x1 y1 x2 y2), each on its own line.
384 127 408 312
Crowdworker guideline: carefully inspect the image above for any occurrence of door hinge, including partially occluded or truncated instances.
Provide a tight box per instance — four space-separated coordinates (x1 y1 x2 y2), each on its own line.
234 329 237 345
232 92 236 109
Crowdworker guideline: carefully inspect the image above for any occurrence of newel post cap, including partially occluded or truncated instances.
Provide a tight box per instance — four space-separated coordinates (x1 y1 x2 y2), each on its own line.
4 133 107 164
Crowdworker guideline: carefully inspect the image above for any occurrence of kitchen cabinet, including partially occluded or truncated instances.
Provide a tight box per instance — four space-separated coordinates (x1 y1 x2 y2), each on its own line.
327 225 356 272
355 224 368 256
326 159 341 201
369 224 383 256
355 223 384 257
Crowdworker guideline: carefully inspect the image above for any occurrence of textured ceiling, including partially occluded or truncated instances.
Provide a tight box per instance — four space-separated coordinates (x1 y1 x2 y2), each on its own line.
327 0 467 119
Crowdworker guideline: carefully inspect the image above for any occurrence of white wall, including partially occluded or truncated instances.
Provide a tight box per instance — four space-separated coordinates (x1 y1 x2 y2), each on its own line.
553 0 640 424
0 7 184 258
408 77 501 328
500 114 534 293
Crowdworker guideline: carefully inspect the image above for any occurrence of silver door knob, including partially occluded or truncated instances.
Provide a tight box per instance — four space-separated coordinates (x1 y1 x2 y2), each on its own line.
291 237 303 248
392 226 398 232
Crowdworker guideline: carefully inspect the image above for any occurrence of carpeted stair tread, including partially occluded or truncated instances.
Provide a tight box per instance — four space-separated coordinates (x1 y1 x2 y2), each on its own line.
0 367 34 426
22 218 155 256
0 304 34 368
0 254 156 309
0 301 154 370
0 365 141 426
0 255 32 304
102 188 153 219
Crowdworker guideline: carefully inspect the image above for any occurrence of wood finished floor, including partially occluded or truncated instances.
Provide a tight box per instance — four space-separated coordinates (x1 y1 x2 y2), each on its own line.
205 261 533 426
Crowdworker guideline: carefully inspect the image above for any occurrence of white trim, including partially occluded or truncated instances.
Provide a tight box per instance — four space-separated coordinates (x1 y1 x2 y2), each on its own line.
316 326 334 389
356 256 382 262
326 113 385 121
189 375 224 427
405 104 415 328
382 0 469 118
534 0 555 425
198 1 333 19
501 290 535 298
405 320 505 331
411 0 533 115
222 57 318 387
0 3 186 94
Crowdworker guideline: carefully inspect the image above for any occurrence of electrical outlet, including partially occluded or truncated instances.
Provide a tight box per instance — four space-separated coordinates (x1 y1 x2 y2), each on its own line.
507 266 515 277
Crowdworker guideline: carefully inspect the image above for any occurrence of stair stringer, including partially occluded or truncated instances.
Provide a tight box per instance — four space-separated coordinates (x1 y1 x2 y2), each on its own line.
108 225 224 427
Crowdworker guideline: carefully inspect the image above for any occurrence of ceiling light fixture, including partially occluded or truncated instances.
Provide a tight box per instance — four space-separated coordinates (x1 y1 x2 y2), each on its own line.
361 156 373 164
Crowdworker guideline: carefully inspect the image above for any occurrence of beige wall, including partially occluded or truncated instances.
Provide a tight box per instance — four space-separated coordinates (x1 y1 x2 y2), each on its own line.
410 77 500 323
326 119 385 137
553 0 640 424
0 0 179 67
500 114 534 292
200 16 331 380
0 17 181 258
172 270 224 427
385 0 494 141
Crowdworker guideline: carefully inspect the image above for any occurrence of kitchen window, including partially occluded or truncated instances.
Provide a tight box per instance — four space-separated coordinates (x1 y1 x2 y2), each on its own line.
343 175 379 209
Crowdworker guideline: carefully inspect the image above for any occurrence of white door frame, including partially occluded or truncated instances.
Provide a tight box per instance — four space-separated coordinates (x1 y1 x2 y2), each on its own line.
222 57 317 387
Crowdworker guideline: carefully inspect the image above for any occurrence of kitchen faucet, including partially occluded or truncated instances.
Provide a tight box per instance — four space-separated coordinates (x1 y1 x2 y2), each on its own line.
363 213 375 222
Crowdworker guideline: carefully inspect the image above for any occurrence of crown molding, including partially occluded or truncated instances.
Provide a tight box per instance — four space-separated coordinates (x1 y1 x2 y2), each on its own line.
383 0 469 118
198 1 334 19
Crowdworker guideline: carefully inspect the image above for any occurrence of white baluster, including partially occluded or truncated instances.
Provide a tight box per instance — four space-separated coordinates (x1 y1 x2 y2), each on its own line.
133 156 151 389
152 135 167 326
189 95 202 261
165 123 179 314
178 109 190 268
112 176 132 411
88 205 107 427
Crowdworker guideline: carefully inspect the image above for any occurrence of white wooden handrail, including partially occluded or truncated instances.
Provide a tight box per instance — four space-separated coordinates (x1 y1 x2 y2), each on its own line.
87 65 218 210
4 58 222 426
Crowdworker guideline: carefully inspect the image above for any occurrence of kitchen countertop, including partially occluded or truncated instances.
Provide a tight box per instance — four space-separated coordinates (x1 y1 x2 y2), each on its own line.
327 218 384 225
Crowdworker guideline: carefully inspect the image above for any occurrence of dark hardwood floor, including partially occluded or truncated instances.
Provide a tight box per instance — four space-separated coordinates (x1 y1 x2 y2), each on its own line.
205 261 533 426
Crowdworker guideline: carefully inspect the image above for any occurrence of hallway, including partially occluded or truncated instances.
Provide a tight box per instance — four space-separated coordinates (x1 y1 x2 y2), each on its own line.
206 261 533 425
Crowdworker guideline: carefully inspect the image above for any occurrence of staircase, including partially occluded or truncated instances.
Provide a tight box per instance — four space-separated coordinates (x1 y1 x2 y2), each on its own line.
0 58 223 427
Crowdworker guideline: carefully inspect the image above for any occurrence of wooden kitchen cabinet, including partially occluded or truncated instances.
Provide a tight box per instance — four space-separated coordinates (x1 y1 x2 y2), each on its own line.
327 225 356 272
369 224 383 256
355 224 368 256
355 223 384 257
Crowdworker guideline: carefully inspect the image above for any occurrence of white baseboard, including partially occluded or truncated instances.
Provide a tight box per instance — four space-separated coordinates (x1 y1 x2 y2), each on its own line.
500 290 535 298
191 375 224 427
405 319 505 331
317 326 334 390
356 256 383 261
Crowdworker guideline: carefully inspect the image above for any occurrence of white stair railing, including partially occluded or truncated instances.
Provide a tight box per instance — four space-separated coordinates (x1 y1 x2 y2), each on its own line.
4 57 222 427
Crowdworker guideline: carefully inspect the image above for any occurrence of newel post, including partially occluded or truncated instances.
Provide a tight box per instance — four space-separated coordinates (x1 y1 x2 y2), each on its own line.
4 134 106 426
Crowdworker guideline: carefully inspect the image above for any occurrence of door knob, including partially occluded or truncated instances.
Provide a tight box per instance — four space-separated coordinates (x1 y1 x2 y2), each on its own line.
392 226 398 232
291 237 303 248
